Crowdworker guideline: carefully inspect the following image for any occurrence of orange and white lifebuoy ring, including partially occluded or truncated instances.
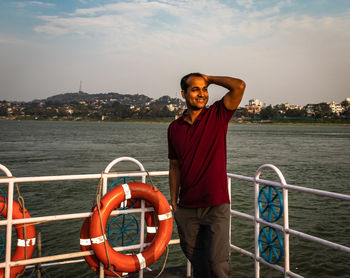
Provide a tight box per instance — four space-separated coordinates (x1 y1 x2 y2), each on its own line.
0 197 36 278
144 209 157 243
80 218 128 277
80 198 158 276
89 182 173 273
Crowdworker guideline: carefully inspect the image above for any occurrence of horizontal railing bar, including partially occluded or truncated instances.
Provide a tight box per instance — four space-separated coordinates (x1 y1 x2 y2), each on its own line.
256 257 285 274
287 229 350 254
231 209 350 254
230 244 304 278
27 258 85 268
0 171 169 184
227 173 255 183
286 271 305 278
230 209 254 221
0 250 93 268
227 173 350 201
0 207 155 226
257 178 350 201
0 239 180 268
1 171 348 201
230 244 254 259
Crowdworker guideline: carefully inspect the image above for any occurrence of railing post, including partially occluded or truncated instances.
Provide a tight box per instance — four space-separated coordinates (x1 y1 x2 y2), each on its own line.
255 164 290 278
103 157 147 278
228 177 232 246
4 180 14 278
0 164 14 278
254 177 260 278
138 199 145 278
97 172 108 278
36 231 42 278
283 184 290 277
186 260 191 277
139 161 146 278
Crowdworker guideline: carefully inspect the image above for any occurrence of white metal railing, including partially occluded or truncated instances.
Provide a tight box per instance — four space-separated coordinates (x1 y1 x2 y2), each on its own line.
228 164 350 278
0 158 349 278
0 157 178 278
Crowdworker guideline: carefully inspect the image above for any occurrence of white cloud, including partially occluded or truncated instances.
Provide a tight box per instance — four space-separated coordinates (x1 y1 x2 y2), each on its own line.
34 1 179 39
15 1 55 8
73 1 176 17
32 0 303 50
236 0 253 9
32 0 238 55
3 0 350 104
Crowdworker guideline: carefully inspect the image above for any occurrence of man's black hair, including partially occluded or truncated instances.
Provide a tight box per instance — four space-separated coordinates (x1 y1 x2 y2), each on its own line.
180 73 203 92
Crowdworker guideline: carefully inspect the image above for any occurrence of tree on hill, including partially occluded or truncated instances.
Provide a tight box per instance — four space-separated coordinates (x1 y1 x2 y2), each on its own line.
314 102 332 118
260 105 279 120
285 108 306 117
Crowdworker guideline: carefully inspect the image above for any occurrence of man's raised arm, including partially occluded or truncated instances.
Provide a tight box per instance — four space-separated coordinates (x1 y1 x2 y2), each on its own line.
202 74 246 111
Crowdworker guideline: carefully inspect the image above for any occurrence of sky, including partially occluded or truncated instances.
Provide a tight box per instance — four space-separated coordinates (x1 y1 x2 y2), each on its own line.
0 0 349 106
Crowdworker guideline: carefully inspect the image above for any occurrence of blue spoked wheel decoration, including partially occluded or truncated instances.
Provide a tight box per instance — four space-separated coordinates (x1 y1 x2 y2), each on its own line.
258 185 283 222
107 213 139 247
0 234 4 257
108 177 136 192
0 189 6 215
258 226 284 264
110 177 140 209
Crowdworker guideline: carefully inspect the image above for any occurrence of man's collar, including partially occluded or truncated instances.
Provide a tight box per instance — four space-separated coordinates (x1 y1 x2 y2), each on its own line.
181 106 207 124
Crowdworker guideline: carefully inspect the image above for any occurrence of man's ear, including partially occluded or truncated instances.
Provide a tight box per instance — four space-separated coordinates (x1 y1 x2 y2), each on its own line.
181 90 186 99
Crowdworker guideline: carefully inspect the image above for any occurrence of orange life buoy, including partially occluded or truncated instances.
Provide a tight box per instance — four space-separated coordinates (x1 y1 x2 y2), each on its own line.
144 210 157 243
0 197 36 278
89 182 173 273
80 218 127 277
80 199 158 276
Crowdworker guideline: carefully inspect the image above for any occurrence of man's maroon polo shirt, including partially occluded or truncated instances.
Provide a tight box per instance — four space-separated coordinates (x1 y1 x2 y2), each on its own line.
168 98 235 208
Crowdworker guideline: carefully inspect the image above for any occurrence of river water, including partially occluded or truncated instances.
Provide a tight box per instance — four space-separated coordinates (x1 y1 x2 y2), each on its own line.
0 120 349 277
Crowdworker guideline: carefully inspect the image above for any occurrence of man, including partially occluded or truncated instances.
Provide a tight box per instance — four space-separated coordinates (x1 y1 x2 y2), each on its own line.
167 73 245 278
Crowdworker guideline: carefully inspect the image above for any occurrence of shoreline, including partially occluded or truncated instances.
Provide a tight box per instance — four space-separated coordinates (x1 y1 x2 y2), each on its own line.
1 117 350 126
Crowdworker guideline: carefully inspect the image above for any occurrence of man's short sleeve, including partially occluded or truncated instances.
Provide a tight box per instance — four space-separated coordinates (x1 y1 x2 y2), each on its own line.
215 97 236 123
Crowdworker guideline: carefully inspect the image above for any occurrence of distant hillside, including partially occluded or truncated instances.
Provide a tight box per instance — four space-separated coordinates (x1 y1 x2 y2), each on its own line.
0 91 186 121
44 92 153 106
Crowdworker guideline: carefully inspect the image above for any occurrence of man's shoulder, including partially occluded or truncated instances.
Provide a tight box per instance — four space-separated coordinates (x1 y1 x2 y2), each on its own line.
213 97 238 114
204 98 225 114
205 98 235 122
169 116 183 128
168 118 180 134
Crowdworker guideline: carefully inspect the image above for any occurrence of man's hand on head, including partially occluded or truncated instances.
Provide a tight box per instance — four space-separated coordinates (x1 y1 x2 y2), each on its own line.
200 74 210 85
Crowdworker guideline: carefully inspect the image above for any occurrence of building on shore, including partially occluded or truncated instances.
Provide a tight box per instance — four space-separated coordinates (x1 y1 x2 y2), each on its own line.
245 99 263 114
